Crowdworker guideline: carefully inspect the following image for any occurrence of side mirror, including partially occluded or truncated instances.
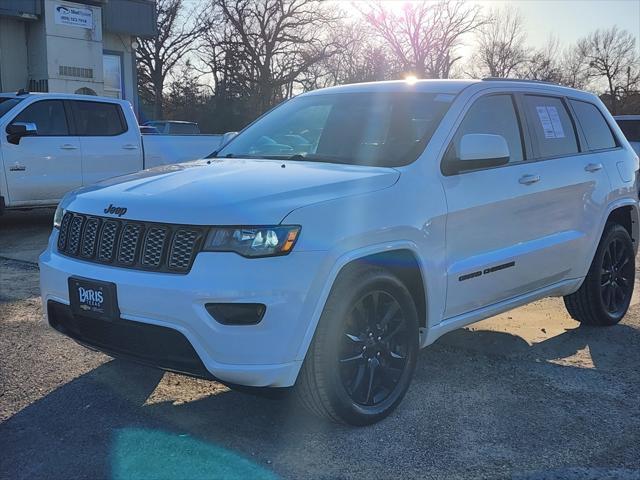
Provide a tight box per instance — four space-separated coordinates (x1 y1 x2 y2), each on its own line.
446 133 510 174
221 131 238 147
7 122 37 145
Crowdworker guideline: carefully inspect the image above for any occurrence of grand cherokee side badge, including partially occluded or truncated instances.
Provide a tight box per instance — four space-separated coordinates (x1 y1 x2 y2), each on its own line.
104 204 128 217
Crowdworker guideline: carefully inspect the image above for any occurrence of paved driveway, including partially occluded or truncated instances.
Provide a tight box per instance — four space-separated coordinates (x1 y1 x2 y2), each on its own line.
1 210 639 479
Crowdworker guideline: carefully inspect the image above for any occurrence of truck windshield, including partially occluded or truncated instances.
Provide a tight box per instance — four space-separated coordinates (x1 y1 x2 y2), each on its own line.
0 97 24 119
216 92 454 167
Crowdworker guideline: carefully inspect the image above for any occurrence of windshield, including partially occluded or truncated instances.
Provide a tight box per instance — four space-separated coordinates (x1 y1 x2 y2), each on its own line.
216 92 454 167
0 97 24 119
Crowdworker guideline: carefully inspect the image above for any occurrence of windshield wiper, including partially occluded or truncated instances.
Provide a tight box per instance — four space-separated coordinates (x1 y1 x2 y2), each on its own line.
286 154 355 165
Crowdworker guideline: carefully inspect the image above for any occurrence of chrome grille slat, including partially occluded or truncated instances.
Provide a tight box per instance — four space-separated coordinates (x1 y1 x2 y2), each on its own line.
169 229 199 271
57 212 203 274
98 221 119 262
67 215 85 255
57 212 73 251
141 227 168 267
80 217 100 258
117 224 143 265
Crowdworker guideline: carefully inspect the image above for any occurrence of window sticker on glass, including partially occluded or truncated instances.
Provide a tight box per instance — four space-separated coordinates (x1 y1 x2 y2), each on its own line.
536 105 565 139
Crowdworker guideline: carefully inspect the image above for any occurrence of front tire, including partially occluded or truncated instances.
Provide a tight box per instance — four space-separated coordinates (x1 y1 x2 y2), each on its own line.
295 264 419 425
564 223 635 326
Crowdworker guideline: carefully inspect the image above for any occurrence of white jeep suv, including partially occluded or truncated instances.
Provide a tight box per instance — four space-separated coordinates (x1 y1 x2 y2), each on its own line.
40 79 639 425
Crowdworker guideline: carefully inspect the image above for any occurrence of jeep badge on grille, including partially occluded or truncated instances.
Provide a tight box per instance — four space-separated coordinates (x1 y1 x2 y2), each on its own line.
104 204 127 217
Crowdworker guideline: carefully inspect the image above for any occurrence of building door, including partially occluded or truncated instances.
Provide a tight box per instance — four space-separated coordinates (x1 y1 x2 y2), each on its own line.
103 53 123 99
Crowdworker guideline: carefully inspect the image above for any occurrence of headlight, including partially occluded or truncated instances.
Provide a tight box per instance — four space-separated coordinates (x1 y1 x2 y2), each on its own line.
53 203 65 229
203 226 300 257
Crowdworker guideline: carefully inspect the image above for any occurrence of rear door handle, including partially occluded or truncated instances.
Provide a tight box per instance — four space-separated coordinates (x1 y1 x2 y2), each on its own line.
9 163 26 171
123 144 138 150
60 144 78 150
519 174 540 185
585 163 603 172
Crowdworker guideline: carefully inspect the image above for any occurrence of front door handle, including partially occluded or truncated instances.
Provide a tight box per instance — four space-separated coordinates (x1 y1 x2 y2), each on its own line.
123 144 138 150
585 163 603 172
60 144 78 150
519 174 540 185
9 163 26 171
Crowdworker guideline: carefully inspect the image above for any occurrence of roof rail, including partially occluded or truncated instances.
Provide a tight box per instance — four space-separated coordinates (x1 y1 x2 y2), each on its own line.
482 77 560 86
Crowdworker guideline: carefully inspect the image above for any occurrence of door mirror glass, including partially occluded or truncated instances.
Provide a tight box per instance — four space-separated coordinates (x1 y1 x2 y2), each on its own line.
455 133 510 172
6 122 38 145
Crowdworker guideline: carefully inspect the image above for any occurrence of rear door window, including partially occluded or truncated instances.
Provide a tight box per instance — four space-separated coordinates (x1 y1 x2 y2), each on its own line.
616 119 640 143
570 100 617 151
12 100 69 136
71 101 126 136
523 95 578 158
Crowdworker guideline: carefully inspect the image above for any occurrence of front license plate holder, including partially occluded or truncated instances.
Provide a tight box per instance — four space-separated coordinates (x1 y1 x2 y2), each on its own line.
68 276 120 321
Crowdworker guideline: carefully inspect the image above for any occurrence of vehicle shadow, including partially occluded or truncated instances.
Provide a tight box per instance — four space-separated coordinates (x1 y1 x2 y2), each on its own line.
1 321 639 479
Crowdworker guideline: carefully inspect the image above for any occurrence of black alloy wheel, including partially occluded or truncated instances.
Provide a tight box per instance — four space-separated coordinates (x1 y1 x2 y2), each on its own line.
599 236 634 317
564 222 636 326
339 291 410 407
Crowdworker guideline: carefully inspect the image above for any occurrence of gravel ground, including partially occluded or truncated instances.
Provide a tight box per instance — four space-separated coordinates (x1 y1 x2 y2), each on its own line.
1 210 639 480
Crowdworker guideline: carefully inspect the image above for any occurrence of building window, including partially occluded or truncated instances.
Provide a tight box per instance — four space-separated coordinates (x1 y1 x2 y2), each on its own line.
103 53 123 99
75 87 97 96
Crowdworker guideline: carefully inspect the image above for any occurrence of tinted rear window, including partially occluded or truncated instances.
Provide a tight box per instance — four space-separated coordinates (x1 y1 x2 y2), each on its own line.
72 101 126 136
570 100 617 150
523 95 578 158
616 119 640 142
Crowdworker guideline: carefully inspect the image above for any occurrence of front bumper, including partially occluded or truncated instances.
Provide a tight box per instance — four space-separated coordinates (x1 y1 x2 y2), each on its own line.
39 232 328 387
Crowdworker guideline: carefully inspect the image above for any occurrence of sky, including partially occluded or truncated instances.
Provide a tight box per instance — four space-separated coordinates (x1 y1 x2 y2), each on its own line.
344 0 640 56
477 0 640 51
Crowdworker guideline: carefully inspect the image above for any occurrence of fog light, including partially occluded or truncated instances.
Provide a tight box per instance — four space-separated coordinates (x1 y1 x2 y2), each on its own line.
205 303 266 325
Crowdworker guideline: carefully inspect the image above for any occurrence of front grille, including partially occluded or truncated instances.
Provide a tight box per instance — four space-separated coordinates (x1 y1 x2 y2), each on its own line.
57 212 206 273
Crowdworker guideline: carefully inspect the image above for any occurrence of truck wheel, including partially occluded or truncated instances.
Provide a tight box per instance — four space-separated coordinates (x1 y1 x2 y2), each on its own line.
564 223 635 326
295 264 419 425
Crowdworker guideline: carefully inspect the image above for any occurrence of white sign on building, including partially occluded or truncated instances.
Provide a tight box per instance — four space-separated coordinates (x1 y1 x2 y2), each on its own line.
54 3 93 29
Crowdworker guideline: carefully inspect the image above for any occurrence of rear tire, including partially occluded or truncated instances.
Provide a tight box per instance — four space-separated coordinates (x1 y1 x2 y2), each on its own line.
564 223 635 326
295 264 419 425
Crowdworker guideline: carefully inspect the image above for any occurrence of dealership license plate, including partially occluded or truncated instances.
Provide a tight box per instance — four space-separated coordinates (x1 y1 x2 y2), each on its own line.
68 277 120 321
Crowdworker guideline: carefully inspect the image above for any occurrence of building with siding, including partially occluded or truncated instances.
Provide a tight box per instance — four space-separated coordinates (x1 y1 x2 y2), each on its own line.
0 0 156 114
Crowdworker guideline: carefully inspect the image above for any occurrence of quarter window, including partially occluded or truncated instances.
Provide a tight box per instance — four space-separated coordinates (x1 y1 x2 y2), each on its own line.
12 100 69 136
523 95 578 158
448 94 524 164
71 101 126 136
570 100 616 151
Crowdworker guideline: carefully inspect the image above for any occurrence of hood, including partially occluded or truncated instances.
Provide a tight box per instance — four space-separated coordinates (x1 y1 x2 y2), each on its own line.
63 159 400 225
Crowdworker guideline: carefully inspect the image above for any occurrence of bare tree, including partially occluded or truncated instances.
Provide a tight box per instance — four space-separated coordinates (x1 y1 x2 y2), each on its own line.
208 0 343 116
137 0 209 119
469 7 527 78
522 36 564 83
577 26 638 114
302 20 393 89
558 46 589 89
358 0 484 79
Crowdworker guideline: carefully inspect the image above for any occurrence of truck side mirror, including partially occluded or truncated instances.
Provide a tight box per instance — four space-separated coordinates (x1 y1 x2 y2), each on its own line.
7 122 38 145
221 131 238 147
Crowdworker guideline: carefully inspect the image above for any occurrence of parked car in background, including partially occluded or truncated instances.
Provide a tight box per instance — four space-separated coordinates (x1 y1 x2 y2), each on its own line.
0 92 222 212
615 115 640 155
143 120 201 135
40 79 639 425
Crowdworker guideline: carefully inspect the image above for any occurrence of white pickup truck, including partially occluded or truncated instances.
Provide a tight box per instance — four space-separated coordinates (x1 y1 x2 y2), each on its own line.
0 92 222 212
